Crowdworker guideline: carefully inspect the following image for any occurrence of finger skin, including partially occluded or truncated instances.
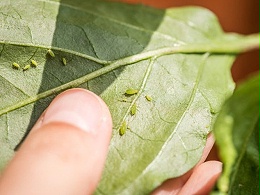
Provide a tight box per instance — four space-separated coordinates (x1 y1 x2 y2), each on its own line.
0 89 112 195
178 161 222 195
152 133 216 195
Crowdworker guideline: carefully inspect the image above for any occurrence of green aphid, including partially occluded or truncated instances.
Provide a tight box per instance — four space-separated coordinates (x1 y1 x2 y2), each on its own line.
22 64 30 71
47 49 55 57
31 59 38 67
119 98 128 102
125 88 138 95
130 103 137 116
12 62 20 69
62 58 67 65
119 121 127 136
145 95 152 101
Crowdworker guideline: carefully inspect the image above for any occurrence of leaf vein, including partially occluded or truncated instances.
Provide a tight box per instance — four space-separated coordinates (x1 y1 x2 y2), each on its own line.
77 25 99 58
120 53 210 193
129 130 164 143
0 33 258 117
116 57 156 134
0 42 110 65
0 73 31 98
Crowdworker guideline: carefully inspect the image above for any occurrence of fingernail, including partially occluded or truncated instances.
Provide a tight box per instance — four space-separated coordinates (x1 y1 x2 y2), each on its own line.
41 89 110 134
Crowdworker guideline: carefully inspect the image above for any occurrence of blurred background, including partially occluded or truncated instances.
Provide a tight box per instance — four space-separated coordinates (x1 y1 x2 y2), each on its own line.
120 0 259 82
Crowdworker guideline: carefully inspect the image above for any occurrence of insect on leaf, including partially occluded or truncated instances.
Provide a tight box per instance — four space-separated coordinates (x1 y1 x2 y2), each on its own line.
145 95 152 101
119 121 127 136
62 57 67 65
0 1 258 194
22 65 30 71
12 62 20 69
125 89 139 95
31 59 38 67
130 103 137 116
47 49 55 57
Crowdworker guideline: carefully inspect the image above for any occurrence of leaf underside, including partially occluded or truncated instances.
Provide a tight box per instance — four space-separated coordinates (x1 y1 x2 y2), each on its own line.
213 74 259 195
0 0 239 194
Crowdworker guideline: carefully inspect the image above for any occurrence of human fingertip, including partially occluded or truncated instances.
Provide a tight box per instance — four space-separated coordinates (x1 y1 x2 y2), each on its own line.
0 88 112 195
178 161 222 195
40 88 112 135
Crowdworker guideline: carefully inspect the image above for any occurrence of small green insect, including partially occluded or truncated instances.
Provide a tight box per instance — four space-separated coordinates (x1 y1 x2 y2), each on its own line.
145 95 152 101
31 59 38 67
12 62 20 69
118 98 129 102
119 121 127 136
47 49 55 57
22 64 30 71
62 58 67 65
130 103 137 116
125 88 138 95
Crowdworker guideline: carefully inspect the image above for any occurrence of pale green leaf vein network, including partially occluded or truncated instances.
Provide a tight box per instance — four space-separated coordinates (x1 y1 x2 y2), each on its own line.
120 53 210 193
0 41 110 65
0 33 258 67
127 57 163 142
76 25 99 58
0 73 31 98
229 114 259 190
116 57 156 139
0 34 258 116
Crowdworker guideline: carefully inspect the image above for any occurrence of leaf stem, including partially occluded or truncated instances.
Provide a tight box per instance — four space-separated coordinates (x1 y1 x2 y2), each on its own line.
175 33 259 53
0 33 258 116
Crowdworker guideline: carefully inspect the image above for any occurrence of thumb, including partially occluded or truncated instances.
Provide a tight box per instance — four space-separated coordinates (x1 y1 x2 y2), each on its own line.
0 89 112 195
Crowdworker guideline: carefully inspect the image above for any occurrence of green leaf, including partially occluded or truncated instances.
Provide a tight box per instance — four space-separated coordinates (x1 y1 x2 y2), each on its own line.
213 74 259 195
0 0 258 194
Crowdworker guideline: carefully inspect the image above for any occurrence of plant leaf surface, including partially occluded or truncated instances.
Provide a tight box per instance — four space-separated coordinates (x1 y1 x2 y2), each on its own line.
2 0 258 194
213 74 259 195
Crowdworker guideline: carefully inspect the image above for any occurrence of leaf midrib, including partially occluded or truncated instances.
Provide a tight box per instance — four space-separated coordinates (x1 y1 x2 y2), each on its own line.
0 34 258 117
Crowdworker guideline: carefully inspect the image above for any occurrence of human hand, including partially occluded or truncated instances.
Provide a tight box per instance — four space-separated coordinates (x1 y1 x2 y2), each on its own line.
152 133 222 195
0 89 221 195
0 89 112 194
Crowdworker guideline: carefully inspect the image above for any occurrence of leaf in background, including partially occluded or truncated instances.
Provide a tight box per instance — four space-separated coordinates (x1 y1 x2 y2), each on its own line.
213 74 259 195
0 0 258 194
